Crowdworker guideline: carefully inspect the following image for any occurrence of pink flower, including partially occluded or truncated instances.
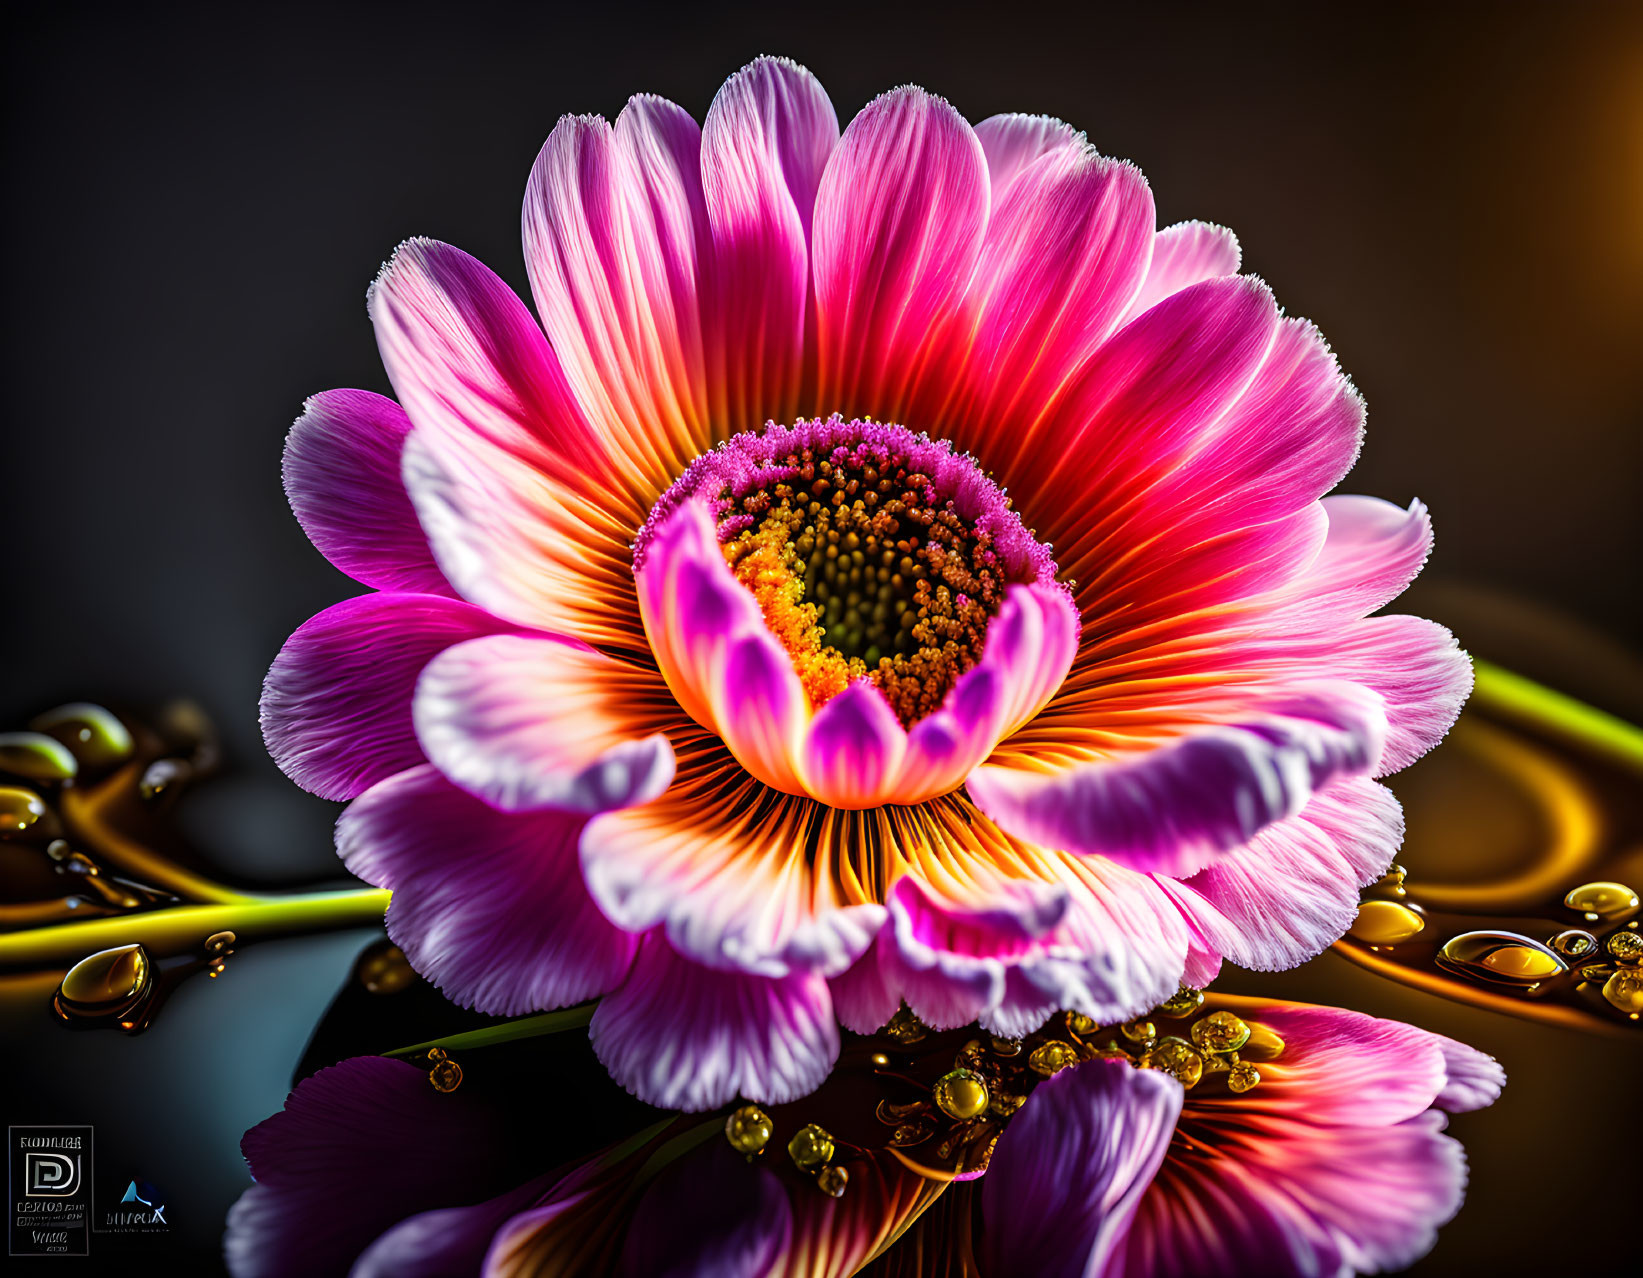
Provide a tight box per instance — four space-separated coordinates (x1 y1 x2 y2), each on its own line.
264 55 1470 1110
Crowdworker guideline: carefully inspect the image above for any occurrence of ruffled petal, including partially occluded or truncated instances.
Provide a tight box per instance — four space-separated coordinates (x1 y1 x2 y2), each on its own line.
701 56 838 432
374 238 646 645
226 1057 507 1278
260 592 510 801
1162 777 1404 971
1124 219 1241 319
980 1059 1183 1278
413 632 675 813
813 85 989 419
968 681 1388 877
1321 615 1473 775
1284 495 1433 621
1433 1036 1507 1113
338 764 638 1016
972 112 1082 199
590 933 840 1110
282 389 452 595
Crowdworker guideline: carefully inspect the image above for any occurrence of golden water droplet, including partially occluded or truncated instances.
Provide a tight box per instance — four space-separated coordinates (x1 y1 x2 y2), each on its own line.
56 944 152 1018
725 1104 773 1155
883 1005 927 1044
0 785 46 834
955 1039 987 1069
787 1124 835 1170
1155 987 1205 1018
815 1164 849 1198
1028 1041 1080 1076
1350 900 1426 945
1140 1037 1204 1088
989 1035 1023 1056
1239 1022 1286 1061
876 1098 928 1124
1564 882 1639 920
428 1059 463 1092
1189 1011 1251 1054
1120 1018 1157 1045
933 1069 990 1121
1227 1062 1261 1093
355 941 415 995
29 703 134 768
1601 968 1643 1014
205 931 236 954
1580 963 1615 984
988 1092 1026 1117
1608 931 1643 964
1549 929 1598 959
888 1122 932 1147
0 732 78 783
1437 931 1568 985
868 1052 891 1070
426 1047 447 1062
1064 1011 1096 1035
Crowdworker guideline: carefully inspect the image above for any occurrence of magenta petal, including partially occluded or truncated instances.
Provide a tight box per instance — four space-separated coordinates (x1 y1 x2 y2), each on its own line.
413 632 674 813
980 1059 1183 1278
701 56 838 431
351 1174 556 1278
283 389 452 596
969 681 1388 877
616 1143 793 1278
800 680 909 809
339 765 638 1015
1327 614 1473 775
590 934 840 1110
1125 219 1242 318
813 85 989 416
261 592 510 801
973 112 1083 198
1164 777 1404 971
1295 495 1434 620
1434 1036 1508 1112
226 1057 505 1278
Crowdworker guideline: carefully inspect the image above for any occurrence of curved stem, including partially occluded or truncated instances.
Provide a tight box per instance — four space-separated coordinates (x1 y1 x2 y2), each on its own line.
1473 660 1643 771
383 1004 596 1059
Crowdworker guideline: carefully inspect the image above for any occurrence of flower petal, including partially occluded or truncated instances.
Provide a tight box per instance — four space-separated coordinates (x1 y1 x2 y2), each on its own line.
799 680 910 810
1286 495 1434 621
261 592 510 801
338 764 638 1016
590 933 840 1110
968 681 1388 877
1433 1036 1508 1113
1323 615 1473 775
972 112 1083 199
1124 219 1242 319
980 1059 1183 1278
701 56 838 432
814 85 989 419
283 389 452 595
615 1143 793 1277
413 632 675 813
353 1176 556 1278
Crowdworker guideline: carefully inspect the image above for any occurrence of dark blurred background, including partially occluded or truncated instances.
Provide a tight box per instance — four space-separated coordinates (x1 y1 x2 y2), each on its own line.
3 1 1640 1273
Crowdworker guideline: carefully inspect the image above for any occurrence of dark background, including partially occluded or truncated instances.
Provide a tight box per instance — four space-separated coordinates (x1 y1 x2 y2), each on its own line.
3 1 1641 1273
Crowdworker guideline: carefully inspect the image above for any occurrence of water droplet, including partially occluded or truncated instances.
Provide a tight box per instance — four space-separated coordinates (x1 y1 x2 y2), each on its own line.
1564 882 1639 921
725 1104 772 1155
204 931 236 954
1601 969 1643 1015
933 1069 990 1121
1028 1041 1080 1076
1239 1021 1286 1061
1064 1011 1096 1035
868 1051 891 1070
1154 987 1204 1019
1140 1037 1204 1088
989 1035 1022 1056
815 1164 849 1197
56 944 152 1019
0 732 78 783
1608 931 1643 963
1436 931 1568 985
1549 929 1598 959
888 1122 933 1147
1189 1011 1251 1054
0 785 46 834
1580 963 1615 984
988 1092 1026 1118
787 1124 835 1170
1227 1062 1261 1093
428 1058 463 1092
29 703 133 769
139 758 192 803
1120 1018 1157 1046
882 1005 927 1044
1350 900 1426 945
354 940 415 994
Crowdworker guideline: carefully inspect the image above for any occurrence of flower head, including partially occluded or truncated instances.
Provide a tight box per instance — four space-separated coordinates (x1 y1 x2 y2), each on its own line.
264 55 1470 1109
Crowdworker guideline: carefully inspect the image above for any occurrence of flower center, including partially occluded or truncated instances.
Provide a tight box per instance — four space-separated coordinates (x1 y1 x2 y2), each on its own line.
638 416 1059 728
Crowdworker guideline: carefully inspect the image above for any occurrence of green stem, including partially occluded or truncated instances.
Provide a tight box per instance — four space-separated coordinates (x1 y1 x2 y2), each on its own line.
0 888 389 970
1473 660 1643 771
382 1003 596 1059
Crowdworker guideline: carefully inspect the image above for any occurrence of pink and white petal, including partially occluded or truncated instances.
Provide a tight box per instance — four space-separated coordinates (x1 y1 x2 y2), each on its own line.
799 680 910 810
1283 495 1434 621
590 933 840 1110
523 113 703 489
1124 220 1242 320
283 389 452 596
813 86 989 419
1433 1036 1508 1112
954 145 1154 441
700 56 838 433
635 500 809 793
1163 777 1404 971
827 947 904 1036
373 238 644 640
980 1059 1183 1278
413 632 674 814
968 681 1388 878
339 765 637 1016
261 592 510 802
1323 614 1473 775
1124 1110 1468 1278
972 112 1083 199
